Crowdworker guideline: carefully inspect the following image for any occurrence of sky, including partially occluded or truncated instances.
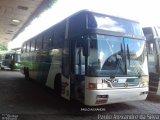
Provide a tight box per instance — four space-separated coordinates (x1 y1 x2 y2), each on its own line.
8 0 160 49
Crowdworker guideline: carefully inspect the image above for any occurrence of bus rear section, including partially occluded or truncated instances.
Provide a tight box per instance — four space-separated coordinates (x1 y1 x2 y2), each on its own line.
21 10 149 106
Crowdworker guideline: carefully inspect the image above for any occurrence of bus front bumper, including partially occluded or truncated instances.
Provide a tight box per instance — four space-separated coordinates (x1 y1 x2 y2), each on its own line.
85 87 148 106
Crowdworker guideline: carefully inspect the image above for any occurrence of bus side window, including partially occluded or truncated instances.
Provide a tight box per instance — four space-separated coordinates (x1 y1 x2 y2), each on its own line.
26 42 28 52
28 41 31 52
52 30 63 49
36 36 42 51
24 43 27 52
43 33 53 49
31 40 36 51
48 31 54 48
51 32 54 47
42 35 46 49
21 44 24 53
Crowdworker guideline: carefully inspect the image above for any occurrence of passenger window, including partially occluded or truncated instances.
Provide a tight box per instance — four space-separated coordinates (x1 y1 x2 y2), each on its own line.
27 41 31 52
21 44 25 53
36 37 42 50
24 43 27 52
31 40 36 51
43 34 53 49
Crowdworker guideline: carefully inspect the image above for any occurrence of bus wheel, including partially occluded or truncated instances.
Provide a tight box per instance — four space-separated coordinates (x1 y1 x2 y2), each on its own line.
54 74 61 97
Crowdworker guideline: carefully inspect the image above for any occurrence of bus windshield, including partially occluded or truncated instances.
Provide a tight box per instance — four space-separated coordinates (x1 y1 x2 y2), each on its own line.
88 13 143 36
87 34 148 77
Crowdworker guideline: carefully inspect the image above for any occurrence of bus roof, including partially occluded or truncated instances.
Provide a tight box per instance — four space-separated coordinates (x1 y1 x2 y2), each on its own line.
23 10 143 43
71 10 139 23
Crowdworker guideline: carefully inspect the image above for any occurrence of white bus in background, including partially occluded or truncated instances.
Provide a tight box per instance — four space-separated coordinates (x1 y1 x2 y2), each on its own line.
143 26 160 95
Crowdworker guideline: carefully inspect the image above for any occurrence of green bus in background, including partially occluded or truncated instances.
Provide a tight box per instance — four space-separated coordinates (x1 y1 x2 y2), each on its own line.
0 51 21 70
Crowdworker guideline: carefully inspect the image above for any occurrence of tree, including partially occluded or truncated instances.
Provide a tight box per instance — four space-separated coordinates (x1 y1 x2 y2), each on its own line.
0 44 8 51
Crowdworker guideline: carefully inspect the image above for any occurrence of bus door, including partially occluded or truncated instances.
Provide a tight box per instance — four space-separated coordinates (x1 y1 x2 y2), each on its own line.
70 38 85 102
61 37 70 100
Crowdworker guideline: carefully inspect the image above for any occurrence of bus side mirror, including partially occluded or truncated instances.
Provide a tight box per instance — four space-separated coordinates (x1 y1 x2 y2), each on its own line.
82 39 90 56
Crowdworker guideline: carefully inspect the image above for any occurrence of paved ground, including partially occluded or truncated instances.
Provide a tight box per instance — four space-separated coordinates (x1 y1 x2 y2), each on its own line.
0 70 160 120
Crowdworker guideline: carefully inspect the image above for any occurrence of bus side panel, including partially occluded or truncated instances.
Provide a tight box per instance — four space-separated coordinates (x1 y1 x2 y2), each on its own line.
28 51 38 80
21 51 30 73
35 50 51 84
46 20 65 89
46 49 62 89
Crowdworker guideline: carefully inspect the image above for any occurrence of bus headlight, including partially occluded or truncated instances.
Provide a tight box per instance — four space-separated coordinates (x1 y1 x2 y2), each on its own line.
97 83 110 89
139 76 149 87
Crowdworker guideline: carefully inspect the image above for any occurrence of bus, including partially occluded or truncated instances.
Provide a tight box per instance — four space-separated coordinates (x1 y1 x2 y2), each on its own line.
21 10 149 106
1 51 21 70
143 26 160 95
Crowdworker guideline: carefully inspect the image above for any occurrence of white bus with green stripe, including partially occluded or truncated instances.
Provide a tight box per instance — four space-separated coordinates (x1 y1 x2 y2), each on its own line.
21 10 149 106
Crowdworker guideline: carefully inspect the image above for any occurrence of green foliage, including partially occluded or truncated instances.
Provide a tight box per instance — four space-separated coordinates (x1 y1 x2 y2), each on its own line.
0 44 8 51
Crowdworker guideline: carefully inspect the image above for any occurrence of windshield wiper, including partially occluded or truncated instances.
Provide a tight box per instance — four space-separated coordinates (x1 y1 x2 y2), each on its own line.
127 44 130 65
115 54 125 75
111 45 126 78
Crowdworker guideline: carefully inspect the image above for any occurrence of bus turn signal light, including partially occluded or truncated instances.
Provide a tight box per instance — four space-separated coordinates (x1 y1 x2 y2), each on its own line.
88 83 111 89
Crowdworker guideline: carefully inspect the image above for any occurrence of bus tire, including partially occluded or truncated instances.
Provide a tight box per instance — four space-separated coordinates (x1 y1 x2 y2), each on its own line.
54 74 61 97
